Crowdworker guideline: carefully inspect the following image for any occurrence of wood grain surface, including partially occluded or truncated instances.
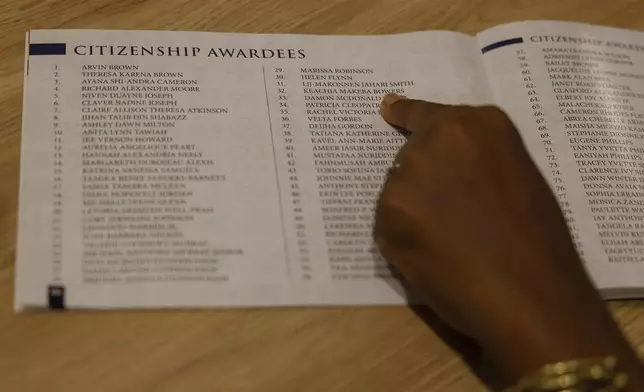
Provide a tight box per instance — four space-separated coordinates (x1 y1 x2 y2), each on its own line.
2 1 644 391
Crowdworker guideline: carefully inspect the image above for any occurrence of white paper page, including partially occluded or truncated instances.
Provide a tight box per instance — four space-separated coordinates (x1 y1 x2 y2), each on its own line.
477 21 644 297
16 29 492 309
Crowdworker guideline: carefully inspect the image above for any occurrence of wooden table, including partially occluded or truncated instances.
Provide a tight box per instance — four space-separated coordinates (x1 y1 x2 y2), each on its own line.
1 0 644 391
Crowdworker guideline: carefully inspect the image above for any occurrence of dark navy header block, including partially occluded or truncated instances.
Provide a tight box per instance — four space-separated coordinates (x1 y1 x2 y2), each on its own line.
481 37 524 54
48 285 66 309
29 43 67 56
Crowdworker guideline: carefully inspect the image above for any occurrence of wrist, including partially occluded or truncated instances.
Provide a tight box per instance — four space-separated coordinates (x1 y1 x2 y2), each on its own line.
477 298 644 389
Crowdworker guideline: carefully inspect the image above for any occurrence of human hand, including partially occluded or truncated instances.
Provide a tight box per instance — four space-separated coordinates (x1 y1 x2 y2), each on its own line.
374 94 644 386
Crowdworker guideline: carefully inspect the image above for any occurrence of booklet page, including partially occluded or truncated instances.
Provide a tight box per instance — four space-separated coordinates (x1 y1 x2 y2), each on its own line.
477 21 644 297
16 29 491 309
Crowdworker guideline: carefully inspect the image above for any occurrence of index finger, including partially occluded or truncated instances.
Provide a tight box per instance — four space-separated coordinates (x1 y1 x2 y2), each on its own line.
380 93 447 134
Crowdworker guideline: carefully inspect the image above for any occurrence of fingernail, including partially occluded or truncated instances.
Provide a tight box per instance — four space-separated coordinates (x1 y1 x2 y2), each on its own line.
382 93 407 106
380 93 407 115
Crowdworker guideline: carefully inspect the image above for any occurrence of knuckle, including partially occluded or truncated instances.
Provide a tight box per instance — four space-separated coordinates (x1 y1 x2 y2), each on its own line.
435 107 470 137
479 104 507 119
376 184 415 233
393 141 427 172
375 183 424 253
397 146 427 171
479 105 518 136
377 183 406 212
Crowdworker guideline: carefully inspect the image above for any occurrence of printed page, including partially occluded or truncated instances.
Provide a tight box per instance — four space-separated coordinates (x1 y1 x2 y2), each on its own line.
16 29 492 309
477 21 644 297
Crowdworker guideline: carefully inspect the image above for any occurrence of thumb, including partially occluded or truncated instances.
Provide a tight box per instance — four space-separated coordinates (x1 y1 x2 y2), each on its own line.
380 93 447 134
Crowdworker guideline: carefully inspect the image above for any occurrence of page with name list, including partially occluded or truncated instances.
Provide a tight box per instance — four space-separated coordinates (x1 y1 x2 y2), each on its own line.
477 21 644 298
16 29 492 309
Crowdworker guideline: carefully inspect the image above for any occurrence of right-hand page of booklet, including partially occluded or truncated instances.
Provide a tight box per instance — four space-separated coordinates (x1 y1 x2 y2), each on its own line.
477 21 644 298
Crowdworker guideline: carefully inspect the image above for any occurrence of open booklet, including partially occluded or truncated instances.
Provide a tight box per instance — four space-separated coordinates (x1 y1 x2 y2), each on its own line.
15 20 644 310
